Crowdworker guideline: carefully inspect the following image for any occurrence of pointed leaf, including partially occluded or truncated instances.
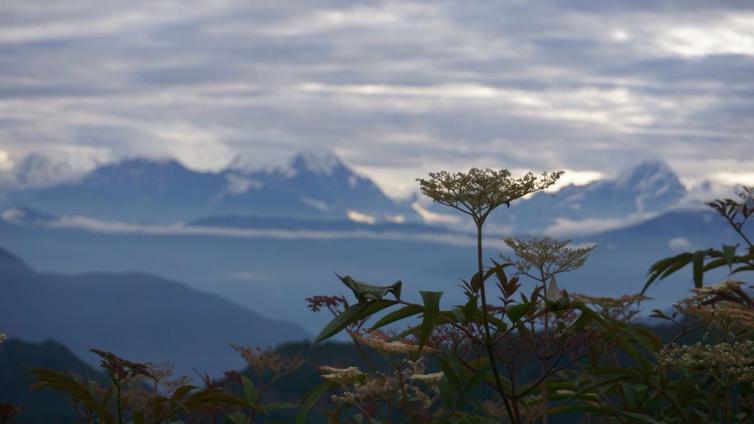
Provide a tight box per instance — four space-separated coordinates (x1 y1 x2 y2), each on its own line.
314 300 396 343
418 291 442 350
643 253 692 294
692 250 706 288
295 382 335 424
241 375 258 403
723 244 738 268
369 305 422 332
506 303 529 322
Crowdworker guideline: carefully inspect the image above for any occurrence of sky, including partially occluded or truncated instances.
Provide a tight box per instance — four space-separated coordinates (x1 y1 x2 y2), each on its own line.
1 0 753 199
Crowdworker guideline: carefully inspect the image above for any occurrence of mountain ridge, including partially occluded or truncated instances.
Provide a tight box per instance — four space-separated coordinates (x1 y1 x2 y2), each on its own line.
1 152 714 236
3 151 414 224
0 246 309 377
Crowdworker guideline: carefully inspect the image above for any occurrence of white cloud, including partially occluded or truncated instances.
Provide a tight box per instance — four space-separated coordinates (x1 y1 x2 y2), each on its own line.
656 15 754 57
0 150 13 171
0 207 25 223
386 214 405 224
0 0 752 195
411 202 461 225
544 170 605 192
544 213 658 237
346 210 376 225
225 174 262 194
712 172 754 187
34 213 480 246
301 197 328 211
668 236 691 251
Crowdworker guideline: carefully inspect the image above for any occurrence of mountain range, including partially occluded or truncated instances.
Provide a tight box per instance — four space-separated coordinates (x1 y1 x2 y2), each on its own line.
0 247 308 377
493 160 689 233
0 151 722 237
0 150 746 347
1 152 413 224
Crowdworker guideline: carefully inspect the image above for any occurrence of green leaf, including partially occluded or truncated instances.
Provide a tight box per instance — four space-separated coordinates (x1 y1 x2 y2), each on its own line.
369 304 422 332
295 382 335 424
314 300 396 343
241 375 258 403
259 402 299 414
463 362 490 393
506 303 529 322
461 298 478 321
470 262 509 291
642 252 692 294
224 413 247 424
437 357 462 394
723 244 738 268
171 385 196 401
418 291 442 350
703 257 729 272
732 264 754 275
692 250 706 288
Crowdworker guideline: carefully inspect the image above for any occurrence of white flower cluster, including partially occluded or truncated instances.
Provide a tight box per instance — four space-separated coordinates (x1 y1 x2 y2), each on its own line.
324 357 443 412
658 340 754 384
353 332 436 354
319 366 364 384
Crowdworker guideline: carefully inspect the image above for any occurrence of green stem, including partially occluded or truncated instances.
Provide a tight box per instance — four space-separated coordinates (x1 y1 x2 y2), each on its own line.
540 267 549 424
114 378 122 424
476 219 518 423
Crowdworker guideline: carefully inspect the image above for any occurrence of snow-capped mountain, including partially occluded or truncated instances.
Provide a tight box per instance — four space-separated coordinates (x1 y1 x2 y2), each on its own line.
0 151 109 192
4 158 224 222
2 151 415 223
1 152 704 234
220 151 409 221
476 160 689 234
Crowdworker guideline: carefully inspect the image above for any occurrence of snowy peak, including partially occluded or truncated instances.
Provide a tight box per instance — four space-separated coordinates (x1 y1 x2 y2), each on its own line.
490 160 689 234
1 152 101 189
291 151 344 176
616 160 686 212
85 158 191 182
262 151 348 179
0 151 414 223
617 160 681 190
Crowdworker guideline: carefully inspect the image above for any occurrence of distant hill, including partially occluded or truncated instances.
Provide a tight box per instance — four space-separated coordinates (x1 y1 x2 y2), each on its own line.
0 247 308 377
3 151 415 224
0 338 104 424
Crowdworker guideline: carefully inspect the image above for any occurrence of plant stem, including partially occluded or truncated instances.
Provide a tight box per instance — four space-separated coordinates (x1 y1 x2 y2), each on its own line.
540 267 549 424
475 219 517 423
114 378 122 424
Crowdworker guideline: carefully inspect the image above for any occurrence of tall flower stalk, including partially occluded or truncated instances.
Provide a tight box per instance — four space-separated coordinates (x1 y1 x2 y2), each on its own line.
418 168 562 422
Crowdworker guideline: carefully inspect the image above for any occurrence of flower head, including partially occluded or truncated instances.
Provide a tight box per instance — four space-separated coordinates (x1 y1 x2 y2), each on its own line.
418 168 562 221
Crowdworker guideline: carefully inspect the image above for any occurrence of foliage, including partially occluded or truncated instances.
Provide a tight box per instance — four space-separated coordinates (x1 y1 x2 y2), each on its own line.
306 175 754 423
557 186 754 423
29 345 301 423
20 168 754 423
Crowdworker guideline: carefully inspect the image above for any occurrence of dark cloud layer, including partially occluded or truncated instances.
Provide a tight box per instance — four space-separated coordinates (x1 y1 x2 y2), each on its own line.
1 0 753 197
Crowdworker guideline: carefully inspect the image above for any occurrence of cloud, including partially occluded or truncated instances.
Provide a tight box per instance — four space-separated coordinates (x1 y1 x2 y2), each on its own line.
0 150 13 171
346 210 376 225
544 213 659 237
411 202 461 225
1 0 753 197
668 236 691 251
34 213 482 246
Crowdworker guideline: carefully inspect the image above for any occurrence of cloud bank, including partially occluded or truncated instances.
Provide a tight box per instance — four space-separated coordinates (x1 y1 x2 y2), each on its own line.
1 0 753 198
